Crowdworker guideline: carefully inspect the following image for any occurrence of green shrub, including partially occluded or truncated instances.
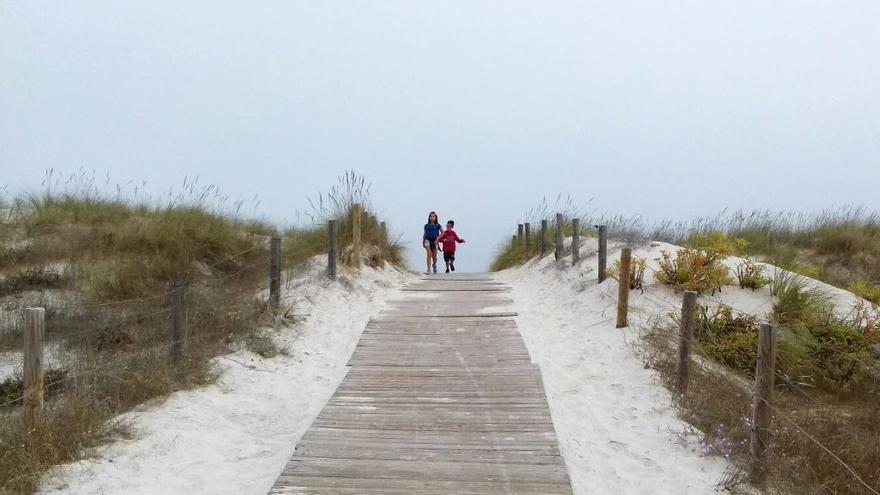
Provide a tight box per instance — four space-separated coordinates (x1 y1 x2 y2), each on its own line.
806 321 872 385
694 305 760 374
686 230 749 256
655 248 733 294
654 232 747 294
734 260 769 291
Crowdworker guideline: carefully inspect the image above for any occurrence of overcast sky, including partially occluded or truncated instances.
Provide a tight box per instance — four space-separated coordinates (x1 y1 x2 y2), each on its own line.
3 1 879 271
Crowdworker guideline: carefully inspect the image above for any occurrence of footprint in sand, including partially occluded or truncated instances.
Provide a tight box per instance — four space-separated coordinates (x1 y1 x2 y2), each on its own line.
607 440 627 452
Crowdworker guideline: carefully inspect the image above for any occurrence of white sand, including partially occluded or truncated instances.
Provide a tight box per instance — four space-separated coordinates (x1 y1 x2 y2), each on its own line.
38 258 411 495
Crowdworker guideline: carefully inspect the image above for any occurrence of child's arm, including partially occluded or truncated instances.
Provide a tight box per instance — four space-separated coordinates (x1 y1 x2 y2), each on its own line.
456 232 465 243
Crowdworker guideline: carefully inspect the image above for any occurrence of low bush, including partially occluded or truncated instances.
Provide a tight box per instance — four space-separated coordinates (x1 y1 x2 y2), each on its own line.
655 248 733 294
734 260 769 291
686 230 749 256
693 305 760 375
653 231 746 294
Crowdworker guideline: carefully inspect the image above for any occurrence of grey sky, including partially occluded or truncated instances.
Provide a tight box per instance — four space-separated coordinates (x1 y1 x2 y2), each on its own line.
3 1 879 271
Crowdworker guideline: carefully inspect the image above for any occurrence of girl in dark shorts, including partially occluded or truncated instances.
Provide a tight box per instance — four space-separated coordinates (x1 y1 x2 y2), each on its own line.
423 211 442 274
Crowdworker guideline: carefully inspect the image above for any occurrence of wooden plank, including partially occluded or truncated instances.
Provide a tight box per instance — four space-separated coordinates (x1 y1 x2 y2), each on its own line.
270 477 572 494
279 457 569 482
373 316 519 322
294 444 564 464
269 276 572 494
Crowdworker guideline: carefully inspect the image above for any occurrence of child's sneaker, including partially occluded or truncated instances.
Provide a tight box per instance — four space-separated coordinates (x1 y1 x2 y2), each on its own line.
450 262 455 272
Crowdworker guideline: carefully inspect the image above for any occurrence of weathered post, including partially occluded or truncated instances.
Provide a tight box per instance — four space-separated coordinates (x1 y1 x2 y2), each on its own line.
677 291 698 395
597 225 608 283
750 324 777 486
540 220 548 257
517 224 524 243
571 218 580 264
351 203 362 268
555 213 564 262
269 236 282 312
380 221 387 241
24 308 45 434
328 220 338 280
616 248 632 328
524 222 531 249
171 273 187 363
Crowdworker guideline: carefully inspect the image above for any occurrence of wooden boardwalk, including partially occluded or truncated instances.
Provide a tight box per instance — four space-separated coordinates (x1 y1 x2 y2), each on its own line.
269 274 572 494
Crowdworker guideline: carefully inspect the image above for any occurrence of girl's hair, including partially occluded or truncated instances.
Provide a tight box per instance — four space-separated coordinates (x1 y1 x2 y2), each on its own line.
427 211 439 224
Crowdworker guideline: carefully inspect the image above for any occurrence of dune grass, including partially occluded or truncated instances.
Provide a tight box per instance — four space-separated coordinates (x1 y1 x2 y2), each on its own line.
0 170 400 493
492 202 880 304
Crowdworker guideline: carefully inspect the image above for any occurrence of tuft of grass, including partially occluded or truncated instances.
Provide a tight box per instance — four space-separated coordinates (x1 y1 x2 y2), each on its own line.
245 331 285 358
491 239 541 272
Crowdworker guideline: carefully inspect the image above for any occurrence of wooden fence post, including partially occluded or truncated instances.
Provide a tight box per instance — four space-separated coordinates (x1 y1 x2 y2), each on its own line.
171 273 187 363
750 324 777 486
24 307 45 434
380 221 387 241
597 225 608 283
555 213 564 262
524 222 531 249
269 236 281 312
328 220 338 280
517 224 524 243
616 248 632 328
677 291 698 395
571 218 580 265
540 220 548 257
351 203 362 268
